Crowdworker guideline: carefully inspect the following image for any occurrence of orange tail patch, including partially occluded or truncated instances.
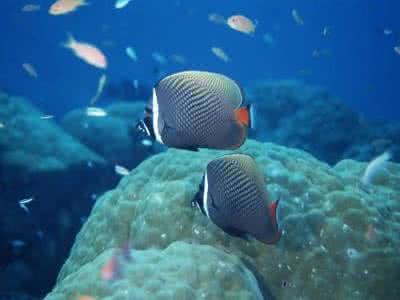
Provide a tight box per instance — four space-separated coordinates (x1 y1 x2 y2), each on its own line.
234 107 249 126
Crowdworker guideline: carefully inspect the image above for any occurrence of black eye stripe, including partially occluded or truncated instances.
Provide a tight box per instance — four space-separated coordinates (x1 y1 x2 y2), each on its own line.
145 106 153 113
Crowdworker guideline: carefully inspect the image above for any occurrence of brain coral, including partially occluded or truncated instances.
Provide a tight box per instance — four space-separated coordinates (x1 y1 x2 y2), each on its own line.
45 140 400 300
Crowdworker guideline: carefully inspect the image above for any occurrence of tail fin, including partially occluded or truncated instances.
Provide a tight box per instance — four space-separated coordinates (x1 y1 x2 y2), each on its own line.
81 0 90 6
249 103 256 130
266 197 282 244
269 198 281 231
233 104 256 129
61 32 75 49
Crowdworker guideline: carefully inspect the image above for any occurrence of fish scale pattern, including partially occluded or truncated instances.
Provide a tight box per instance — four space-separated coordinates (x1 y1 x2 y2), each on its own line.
155 71 245 149
206 154 271 239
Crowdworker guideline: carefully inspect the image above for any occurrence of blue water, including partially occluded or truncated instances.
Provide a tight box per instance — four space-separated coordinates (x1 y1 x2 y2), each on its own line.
1 0 400 120
1 1 400 299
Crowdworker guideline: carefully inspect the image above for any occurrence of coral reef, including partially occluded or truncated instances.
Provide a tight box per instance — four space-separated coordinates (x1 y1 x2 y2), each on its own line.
247 80 399 164
0 91 106 184
45 140 400 300
62 102 160 168
46 242 265 300
0 91 114 297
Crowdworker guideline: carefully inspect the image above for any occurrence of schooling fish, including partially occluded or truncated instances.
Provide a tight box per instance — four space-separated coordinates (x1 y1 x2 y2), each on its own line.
192 154 282 244
63 33 107 69
227 15 256 35
136 71 254 151
49 0 87 15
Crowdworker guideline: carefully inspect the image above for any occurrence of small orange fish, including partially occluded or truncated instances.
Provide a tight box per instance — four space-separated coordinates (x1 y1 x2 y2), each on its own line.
22 63 38 78
77 296 95 300
227 15 256 35
49 0 88 15
22 4 41 12
63 34 107 69
101 255 119 281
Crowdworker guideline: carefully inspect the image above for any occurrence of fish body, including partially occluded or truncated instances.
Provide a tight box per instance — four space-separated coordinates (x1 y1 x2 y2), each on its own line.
86 107 107 117
192 154 281 244
211 47 230 62
361 151 391 185
227 15 256 35
115 165 130 176
101 255 120 281
322 26 330 36
63 34 107 69
49 0 87 15
383 28 393 35
10 240 26 248
137 71 253 151
292 9 304 25
19 197 34 213
40 115 54 120
22 63 38 78
262 33 275 45
208 13 226 25
126 47 138 61
152 52 168 65
115 0 132 9
170 54 186 65
90 74 107 105
77 296 95 300
22 4 41 12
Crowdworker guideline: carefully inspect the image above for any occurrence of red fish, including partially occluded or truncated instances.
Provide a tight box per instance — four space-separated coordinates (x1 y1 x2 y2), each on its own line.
101 254 120 281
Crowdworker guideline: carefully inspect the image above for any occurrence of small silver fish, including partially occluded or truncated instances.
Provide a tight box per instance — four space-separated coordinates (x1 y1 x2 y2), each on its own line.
86 107 107 117
292 9 304 25
22 63 38 78
90 74 107 105
115 0 132 9
40 115 54 120
115 165 130 176
211 47 230 62
10 240 26 248
152 52 168 65
141 139 153 147
19 197 34 213
126 47 138 61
